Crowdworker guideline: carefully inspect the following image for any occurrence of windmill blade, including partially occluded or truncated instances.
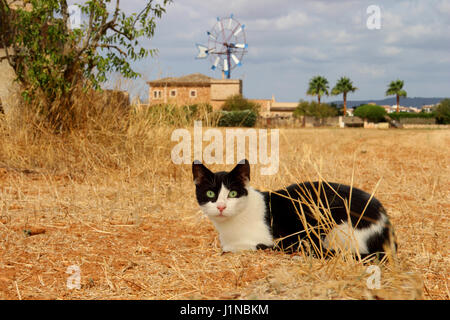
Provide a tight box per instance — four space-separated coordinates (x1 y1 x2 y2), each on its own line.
228 14 234 29
211 56 220 70
223 58 229 72
207 31 216 40
231 54 242 67
233 24 245 36
232 43 248 49
217 17 223 31
195 44 209 59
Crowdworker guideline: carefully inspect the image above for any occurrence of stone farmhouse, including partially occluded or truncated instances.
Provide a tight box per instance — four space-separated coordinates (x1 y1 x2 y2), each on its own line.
147 73 298 117
147 73 242 110
255 97 298 119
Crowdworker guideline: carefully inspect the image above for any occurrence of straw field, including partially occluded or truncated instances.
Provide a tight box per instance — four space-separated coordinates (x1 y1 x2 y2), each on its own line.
0 107 448 300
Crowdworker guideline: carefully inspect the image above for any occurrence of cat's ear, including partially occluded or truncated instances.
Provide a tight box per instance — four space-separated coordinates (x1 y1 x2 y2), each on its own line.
192 160 214 185
229 159 250 184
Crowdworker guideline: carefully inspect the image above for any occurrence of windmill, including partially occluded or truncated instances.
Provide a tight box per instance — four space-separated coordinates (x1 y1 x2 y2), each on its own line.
196 14 248 79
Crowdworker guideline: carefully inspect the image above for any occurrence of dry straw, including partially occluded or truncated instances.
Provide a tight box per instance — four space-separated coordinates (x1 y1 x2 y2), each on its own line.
0 94 448 299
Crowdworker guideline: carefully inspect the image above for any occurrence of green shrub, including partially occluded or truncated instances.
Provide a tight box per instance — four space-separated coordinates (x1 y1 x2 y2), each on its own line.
353 104 387 123
218 110 257 127
182 103 213 118
435 99 450 124
222 94 260 115
389 112 436 120
293 100 337 119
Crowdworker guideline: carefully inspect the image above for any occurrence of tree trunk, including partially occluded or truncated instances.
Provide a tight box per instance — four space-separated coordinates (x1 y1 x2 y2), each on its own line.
343 92 347 116
318 95 321 105
396 95 399 113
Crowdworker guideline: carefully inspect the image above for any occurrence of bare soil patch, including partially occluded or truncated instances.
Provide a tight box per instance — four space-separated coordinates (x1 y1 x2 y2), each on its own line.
0 128 448 299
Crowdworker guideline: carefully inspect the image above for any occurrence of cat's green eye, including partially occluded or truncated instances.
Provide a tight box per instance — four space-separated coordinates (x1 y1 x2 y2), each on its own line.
228 190 238 198
206 190 215 198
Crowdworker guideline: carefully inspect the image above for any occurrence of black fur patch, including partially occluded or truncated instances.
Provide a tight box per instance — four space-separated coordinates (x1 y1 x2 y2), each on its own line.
192 160 249 205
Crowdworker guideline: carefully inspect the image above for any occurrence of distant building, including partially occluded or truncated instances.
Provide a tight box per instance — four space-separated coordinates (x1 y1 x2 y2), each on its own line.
147 74 304 117
380 104 422 113
249 98 272 117
380 105 392 113
390 105 411 113
248 95 298 119
346 108 354 116
422 104 435 113
147 73 242 110
408 106 421 113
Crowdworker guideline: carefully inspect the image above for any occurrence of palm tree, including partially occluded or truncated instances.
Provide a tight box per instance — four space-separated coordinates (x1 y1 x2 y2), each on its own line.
307 76 329 105
331 76 357 116
386 80 407 113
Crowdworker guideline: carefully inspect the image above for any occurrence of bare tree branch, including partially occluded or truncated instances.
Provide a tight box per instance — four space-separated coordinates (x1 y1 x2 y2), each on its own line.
132 2 152 29
60 0 69 33
78 0 120 59
100 44 127 56
0 45 14 67
80 3 95 54
112 0 120 24
110 26 132 40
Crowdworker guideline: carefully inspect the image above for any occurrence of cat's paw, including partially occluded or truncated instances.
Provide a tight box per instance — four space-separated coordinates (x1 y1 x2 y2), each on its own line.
222 243 258 252
256 243 273 250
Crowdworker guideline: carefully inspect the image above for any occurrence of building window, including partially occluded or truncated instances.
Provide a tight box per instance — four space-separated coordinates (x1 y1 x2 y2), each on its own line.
170 89 177 97
189 90 197 98
153 90 162 100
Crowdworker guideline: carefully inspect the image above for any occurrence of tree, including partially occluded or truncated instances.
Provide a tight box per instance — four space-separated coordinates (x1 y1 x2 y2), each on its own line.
218 110 257 127
0 0 171 130
294 100 337 126
331 76 357 116
353 104 387 123
222 94 260 115
386 80 407 113
307 76 329 105
435 98 450 124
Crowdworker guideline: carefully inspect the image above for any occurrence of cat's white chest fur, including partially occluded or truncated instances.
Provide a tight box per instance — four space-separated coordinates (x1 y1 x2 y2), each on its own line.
207 187 273 252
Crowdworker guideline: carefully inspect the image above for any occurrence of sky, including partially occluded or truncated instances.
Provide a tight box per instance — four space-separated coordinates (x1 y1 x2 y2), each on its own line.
107 0 450 102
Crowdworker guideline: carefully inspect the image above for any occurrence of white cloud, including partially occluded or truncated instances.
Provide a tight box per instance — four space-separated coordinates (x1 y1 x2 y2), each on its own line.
356 65 386 78
291 46 329 61
251 11 314 31
321 29 358 45
437 0 450 14
382 11 404 30
380 46 402 56
405 24 434 38
116 0 450 101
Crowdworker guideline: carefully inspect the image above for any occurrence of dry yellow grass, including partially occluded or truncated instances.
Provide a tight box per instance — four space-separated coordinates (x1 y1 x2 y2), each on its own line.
0 109 448 300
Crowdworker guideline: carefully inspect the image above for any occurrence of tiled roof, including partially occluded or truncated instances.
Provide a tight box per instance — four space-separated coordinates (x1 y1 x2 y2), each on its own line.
148 73 213 85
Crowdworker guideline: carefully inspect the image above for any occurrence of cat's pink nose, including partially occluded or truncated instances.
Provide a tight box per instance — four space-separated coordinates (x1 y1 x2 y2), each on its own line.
217 204 226 213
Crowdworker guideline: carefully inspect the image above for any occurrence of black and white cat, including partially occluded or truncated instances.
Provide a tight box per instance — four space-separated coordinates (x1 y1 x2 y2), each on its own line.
192 159 396 259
